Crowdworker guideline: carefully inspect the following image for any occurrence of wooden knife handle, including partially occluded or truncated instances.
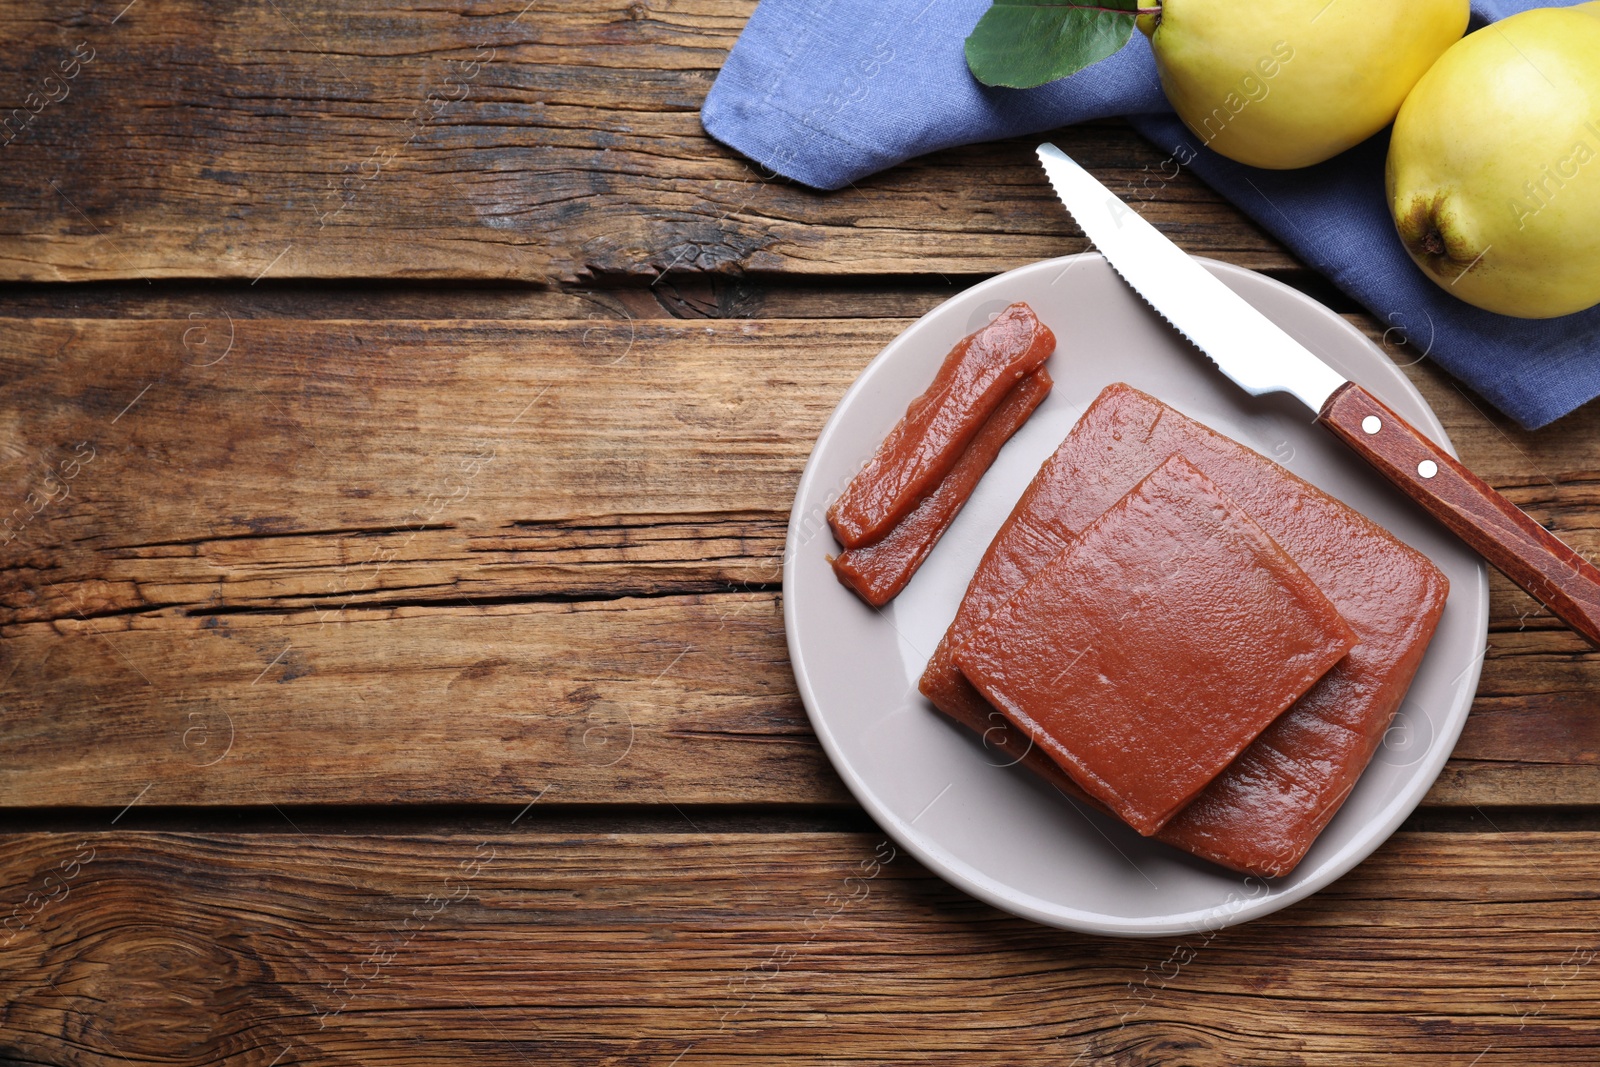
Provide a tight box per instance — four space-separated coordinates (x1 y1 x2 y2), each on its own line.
1319 382 1600 649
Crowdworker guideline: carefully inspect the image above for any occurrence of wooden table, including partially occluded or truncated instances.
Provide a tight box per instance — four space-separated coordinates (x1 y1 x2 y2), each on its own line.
3 3 1599 1062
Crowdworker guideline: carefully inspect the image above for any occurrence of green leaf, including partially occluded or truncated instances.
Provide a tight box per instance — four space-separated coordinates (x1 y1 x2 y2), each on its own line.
964 0 1139 90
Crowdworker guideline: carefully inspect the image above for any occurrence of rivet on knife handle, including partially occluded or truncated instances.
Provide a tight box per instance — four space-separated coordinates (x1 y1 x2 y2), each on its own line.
1319 382 1600 648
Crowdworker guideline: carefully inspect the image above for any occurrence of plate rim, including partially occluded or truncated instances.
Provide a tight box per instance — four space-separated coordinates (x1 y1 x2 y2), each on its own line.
782 252 1490 937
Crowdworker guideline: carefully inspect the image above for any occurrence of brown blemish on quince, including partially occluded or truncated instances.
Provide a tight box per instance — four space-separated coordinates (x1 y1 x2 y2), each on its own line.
1401 194 1475 278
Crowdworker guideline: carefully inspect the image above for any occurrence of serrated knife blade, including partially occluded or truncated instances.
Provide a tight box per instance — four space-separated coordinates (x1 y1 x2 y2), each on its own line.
1036 142 1346 413
1035 140 1600 650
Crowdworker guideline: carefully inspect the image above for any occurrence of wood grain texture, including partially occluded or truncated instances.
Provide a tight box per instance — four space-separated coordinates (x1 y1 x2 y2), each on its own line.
6 316 1600 617
0 0 1293 282
3 830 1600 1064
2 316 1600 808
2 0 1596 1052
0 316 856 583
0 595 851 808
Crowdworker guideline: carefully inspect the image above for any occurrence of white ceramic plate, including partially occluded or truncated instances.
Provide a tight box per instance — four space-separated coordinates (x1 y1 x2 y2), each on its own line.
783 254 1489 937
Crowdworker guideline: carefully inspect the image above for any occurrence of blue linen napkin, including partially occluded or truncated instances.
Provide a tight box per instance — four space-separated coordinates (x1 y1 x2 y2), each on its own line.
702 0 1599 429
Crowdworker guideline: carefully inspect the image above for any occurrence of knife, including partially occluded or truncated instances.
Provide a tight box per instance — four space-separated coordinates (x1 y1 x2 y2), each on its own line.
1036 142 1600 648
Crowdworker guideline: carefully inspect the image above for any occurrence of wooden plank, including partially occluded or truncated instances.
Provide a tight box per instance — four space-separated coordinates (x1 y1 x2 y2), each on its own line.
0 595 849 808
3 316 1599 808
3 580 1596 810
0 317 861 574
0 316 860 808
0 0 1292 282
2 829 1599 1063
7 316 1600 617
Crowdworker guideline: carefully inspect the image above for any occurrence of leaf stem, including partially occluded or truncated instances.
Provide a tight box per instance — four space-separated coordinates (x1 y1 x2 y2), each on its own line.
1010 2 1159 11
1039 2 1159 11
